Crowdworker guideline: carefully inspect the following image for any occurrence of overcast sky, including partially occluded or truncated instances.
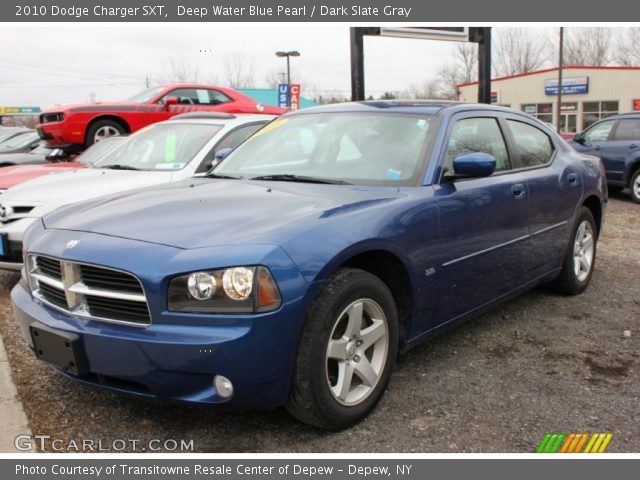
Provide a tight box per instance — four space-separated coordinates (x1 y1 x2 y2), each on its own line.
2 25 461 107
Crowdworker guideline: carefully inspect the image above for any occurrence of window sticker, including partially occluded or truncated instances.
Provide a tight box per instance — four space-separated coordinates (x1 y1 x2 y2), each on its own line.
165 131 176 162
252 118 289 137
385 168 402 180
196 90 209 104
155 163 185 170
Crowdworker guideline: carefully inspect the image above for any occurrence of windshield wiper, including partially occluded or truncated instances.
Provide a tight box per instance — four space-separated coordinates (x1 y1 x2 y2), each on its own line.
100 164 142 171
206 172 242 179
250 174 352 185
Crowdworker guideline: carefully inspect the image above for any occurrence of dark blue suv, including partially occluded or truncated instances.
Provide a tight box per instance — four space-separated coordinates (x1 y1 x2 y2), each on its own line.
571 113 640 203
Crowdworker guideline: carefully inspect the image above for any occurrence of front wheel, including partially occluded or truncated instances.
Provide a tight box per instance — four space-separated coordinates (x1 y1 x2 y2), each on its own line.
630 170 640 204
552 207 597 295
85 119 125 147
286 269 399 429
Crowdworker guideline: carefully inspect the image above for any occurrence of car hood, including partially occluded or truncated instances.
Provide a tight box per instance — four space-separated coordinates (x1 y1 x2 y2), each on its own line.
45 179 402 249
0 163 84 190
1 168 174 212
46 102 144 113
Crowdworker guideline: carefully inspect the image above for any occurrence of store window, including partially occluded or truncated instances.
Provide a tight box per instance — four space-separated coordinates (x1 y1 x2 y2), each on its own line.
522 103 553 124
582 101 619 129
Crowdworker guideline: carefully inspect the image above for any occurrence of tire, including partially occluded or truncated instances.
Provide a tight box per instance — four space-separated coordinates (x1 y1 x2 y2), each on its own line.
630 170 640 204
85 119 125 147
286 268 399 429
552 207 597 295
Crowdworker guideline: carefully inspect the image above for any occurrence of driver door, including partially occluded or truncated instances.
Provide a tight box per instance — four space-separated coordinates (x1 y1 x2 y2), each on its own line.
434 113 530 324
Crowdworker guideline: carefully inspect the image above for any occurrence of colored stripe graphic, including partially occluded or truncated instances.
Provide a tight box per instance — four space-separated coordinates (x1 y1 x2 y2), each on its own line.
537 433 612 453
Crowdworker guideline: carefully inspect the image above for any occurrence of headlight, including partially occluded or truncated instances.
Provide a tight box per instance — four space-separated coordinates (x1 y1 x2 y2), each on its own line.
168 266 281 314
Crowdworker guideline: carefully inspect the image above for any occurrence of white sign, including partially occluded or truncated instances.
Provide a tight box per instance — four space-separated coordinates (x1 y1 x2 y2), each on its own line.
379 27 469 42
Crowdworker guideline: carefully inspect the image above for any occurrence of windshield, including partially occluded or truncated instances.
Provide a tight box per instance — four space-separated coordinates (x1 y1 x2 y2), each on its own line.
213 113 433 186
126 86 166 103
75 138 126 165
92 123 221 171
0 132 38 148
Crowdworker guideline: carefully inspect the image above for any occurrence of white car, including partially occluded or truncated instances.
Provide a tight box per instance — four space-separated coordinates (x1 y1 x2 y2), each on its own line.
0 113 273 270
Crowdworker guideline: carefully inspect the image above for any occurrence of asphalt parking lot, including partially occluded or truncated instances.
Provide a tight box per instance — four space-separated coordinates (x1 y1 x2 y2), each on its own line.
0 194 637 453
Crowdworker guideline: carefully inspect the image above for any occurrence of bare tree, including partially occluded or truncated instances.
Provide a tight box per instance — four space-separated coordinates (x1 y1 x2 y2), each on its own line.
154 58 200 84
615 28 640 66
493 28 551 76
264 68 287 88
563 28 612 66
222 54 256 88
454 42 478 84
401 78 449 100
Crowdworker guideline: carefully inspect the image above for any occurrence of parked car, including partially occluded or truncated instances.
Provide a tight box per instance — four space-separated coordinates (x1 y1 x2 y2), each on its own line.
0 113 274 269
11 102 606 429
0 132 40 156
571 113 640 203
0 127 33 146
37 84 286 150
0 137 126 194
0 143 67 170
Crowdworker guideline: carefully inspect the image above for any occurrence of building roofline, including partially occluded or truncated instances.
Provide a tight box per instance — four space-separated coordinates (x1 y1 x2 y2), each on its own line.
456 65 640 89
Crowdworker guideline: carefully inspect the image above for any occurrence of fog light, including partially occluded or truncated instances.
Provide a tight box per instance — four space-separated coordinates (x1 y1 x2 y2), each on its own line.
187 272 216 300
214 375 234 398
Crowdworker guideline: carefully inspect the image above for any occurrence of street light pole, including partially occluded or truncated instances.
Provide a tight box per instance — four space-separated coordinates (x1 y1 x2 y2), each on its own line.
275 50 300 86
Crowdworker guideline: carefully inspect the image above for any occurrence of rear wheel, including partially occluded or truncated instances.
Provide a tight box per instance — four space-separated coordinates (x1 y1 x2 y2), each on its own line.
552 207 597 295
85 119 125 147
286 268 399 429
630 170 640 204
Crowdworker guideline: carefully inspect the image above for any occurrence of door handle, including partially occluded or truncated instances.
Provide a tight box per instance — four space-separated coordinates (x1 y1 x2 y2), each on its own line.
568 173 579 187
594 145 601 150
511 183 526 199
630 144 638 148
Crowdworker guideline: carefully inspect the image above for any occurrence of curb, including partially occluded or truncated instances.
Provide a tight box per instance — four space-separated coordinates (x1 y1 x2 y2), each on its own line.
0 332 32 452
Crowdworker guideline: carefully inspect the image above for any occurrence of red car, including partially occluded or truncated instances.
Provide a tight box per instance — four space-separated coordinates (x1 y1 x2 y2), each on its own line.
37 84 286 149
0 136 125 193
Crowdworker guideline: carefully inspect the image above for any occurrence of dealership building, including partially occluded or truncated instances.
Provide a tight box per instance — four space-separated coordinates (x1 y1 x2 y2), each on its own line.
457 66 640 135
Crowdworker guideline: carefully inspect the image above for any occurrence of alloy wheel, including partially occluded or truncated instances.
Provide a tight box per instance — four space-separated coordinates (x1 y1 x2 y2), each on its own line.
573 220 595 282
326 298 389 406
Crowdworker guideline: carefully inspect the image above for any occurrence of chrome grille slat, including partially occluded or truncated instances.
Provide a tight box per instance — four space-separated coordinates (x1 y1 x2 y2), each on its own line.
28 255 151 327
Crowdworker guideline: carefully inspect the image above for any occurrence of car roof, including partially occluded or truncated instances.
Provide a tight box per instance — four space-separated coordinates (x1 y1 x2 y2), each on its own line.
284 100 525 117
162 113 277 128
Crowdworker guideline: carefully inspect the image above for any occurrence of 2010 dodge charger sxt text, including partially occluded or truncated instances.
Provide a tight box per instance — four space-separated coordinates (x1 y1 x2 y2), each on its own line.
12 101 607 429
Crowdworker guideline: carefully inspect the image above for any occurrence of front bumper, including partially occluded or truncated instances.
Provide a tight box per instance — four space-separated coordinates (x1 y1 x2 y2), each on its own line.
12 281 303 408
37 120 84 149
0 217 38 270
12 230 313 408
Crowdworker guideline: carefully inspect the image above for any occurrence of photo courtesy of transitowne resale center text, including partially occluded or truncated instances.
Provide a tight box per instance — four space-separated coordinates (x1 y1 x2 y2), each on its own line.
0 0 639 478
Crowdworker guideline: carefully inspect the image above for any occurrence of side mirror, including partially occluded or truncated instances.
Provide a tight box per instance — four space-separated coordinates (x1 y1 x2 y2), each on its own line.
214 147 233 162
573 133 585 144
451 152 496 179
163 96 178 111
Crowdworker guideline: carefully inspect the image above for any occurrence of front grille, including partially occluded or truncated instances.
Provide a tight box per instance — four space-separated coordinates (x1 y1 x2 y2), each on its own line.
38 282 67 308
36 256 61 279
29 255 150 326
40 112 64 124
80 265 143 294
85 296 151 324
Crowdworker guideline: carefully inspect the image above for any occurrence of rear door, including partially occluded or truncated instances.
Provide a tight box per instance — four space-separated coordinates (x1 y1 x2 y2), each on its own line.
434 112 530 324
503 117 581 277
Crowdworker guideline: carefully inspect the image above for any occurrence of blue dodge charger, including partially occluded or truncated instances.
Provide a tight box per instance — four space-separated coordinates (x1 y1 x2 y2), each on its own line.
12 101 606 429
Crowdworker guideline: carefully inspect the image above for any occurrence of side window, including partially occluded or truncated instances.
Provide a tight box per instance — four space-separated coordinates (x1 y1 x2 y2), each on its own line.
446 117 510 173
583 121 615 143
507 120 555 168
205 90 232 105
612 119 640 141
160 88 199 105
196 123 265 173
